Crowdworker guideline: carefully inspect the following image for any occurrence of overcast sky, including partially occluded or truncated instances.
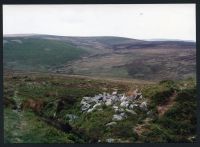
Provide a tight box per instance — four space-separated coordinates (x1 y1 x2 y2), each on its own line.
3 4 196 41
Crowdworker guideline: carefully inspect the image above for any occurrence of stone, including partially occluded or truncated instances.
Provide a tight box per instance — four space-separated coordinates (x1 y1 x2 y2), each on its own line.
119 112 127 118
97 108 103 111
120 94 127 102
114 108 124 113
94 95 103 100
80 100 86 105
112 114 123 121
87 108 95 113
106 122 117 126
140 101 148 111
93 103 101 109
105 99 113 106
188 136 196 142
120 101 129 108
113 105 119 109
81 102 91 111
118 108 125 113
112 91 117 95
125 109 137 115
66 114 79 122
135 93 142 100
106 138 115 143
129 104 134 109
147 110 153 115
125 103 129 108
139 95 143 99
82 97 91 101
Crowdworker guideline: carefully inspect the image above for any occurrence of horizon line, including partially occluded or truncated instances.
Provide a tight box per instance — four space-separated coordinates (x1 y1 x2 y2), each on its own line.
3 33 196 42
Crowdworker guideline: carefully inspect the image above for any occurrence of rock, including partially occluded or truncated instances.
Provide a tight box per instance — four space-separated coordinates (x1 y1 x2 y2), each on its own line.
125 103 129 108
111 95 119 102
120 94 127 102
139 95 143 99
112 91 117 95
135 93 142 100
188 136 196 142
125 109 137 115
118 108 125 113
129 103 138 109
93 103 101 109
81 102 91 111
105 99 113 106
106 138 115 143
113 105 119 109
129 104 134 109
140 101 148 111
87 108 95 113
112 114 123 121
97 108 103 111
66 114 79 122
106 122 117 126
113 105 119 112
120 101 129 108
119 112 127 118
147 110 153 116
114 108 124 113
81 106 89 111
82 97 91 101
80 100 87 105
94 95 103 100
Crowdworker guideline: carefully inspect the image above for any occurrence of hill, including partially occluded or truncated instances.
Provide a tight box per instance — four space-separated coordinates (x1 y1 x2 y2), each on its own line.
3 34 196 81
4 73 196 143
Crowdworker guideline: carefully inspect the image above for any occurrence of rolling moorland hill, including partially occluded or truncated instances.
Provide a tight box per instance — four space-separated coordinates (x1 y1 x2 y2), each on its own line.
4 73 196 143
3 34 196 81
3 34 197 143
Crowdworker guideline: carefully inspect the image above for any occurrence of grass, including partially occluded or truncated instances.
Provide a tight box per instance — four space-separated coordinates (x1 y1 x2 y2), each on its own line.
3 73 197 143
3 37 196 81
4 108 84 143
3 38 88 71
139 78 197 143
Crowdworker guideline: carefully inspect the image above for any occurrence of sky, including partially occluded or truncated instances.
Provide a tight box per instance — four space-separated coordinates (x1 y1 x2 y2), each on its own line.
3 4 196 41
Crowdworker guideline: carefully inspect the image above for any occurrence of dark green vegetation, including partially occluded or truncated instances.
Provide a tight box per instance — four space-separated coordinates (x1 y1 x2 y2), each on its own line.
3 37 87 71
4 73 196 143
3 35 196 81
140 78 196 143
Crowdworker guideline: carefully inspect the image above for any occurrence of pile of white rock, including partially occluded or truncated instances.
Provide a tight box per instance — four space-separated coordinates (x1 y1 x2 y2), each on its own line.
80 89 148 122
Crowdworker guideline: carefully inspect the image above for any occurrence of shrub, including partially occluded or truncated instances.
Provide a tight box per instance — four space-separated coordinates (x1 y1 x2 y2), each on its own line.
151 87 174 106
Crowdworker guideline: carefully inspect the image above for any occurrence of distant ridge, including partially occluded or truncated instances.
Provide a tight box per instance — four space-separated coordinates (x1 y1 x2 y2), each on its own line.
3 34 195 43
3 34 196 81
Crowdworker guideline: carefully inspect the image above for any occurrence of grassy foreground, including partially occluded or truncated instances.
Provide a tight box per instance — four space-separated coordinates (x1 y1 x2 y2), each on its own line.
3 73 197 143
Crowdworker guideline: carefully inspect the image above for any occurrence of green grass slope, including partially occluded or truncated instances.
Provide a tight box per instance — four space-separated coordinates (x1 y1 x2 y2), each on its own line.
3 38 88 71
3 73 196 143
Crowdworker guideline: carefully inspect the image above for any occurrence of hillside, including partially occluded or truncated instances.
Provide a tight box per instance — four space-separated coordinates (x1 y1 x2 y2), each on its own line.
3 34 196 81
3 34 197 143
4 73 196 143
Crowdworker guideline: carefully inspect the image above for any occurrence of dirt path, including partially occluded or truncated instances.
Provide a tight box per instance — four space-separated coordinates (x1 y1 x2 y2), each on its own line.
134 92 177 136
157 92 177 117
134 118 152 136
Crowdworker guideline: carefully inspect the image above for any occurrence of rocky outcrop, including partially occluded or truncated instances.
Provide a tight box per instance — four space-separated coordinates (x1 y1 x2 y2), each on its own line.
80 89 148 122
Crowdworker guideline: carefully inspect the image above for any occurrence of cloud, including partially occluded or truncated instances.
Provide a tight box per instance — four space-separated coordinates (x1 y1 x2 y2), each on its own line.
3 4 196 41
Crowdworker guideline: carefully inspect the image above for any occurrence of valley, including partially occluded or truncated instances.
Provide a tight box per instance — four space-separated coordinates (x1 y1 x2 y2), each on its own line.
3 34 197 143
3 35 196 81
